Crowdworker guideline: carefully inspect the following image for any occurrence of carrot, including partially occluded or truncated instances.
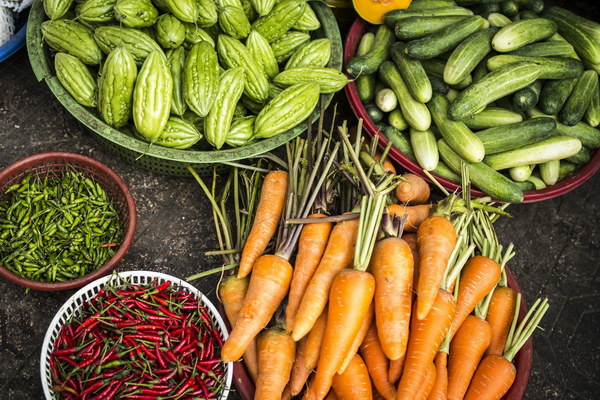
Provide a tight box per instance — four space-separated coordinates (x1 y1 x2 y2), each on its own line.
396 288 456 400
311 268 376 400
359 322 396 400
291 217 360 342
325 390 339 400
238 170 288 278
450 256 501 338
332 354 373 400
374 152 397 174
290 309 328 396
387 204 432 232
464 296 549 400
370 236 414 361
217 275 258 381
485 286 517 357
447 315 493 400
414 362 437 400
286 214 333 332
254 329 296 400
388 354 405 385
338 302 374 374
427 351 448 400
402 233 420 297
282 385 292 400
396 173 430 204
221 254 293 362
415 214 457 320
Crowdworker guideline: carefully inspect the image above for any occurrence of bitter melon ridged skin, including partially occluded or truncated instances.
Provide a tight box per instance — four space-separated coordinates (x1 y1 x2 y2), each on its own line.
246 30 279 79
226 115 256 147
270 31 311 64
41 19 104 65
285 38 332 69
166 46 187 116
155 14 186 49
44 0 75 20
94 26 163 65
274 67 349 94
154 116 203 149
254 82 321 138
251 0 306 43
204 67 246 149
54 52 98 108
133 50 174 142
97 47 138 128
114 0 159 28
184 41 220 117
218 5 252 40
162 0 197 23
75 0 117 24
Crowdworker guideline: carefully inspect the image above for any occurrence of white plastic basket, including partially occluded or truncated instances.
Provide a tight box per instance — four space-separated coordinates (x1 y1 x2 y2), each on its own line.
40 271 233 400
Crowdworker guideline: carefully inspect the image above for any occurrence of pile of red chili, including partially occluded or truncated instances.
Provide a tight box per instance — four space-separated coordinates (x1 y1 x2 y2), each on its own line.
48 278 227 399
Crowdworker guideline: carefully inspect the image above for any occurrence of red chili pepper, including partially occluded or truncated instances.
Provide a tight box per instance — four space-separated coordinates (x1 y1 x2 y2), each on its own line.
126 333 163 342
81 379 106 396
90 380 122 400
154 280 172 292
134 300 158 315
151 368 177 383
174 377 197 396
152 294 168 306
139 386 173 395
146 314 172 322
158 305 184 320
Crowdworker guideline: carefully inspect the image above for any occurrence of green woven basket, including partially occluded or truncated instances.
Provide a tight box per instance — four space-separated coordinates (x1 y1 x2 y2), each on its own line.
26 0 343 176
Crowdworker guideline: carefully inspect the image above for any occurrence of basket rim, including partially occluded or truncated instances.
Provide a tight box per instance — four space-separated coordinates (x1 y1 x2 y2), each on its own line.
0 151 137 291
26 0 343 165
39 270 233 400
343 17 600 204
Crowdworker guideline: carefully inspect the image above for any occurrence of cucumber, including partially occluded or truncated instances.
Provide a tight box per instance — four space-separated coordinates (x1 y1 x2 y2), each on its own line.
560 70 599 126
487 13 512 28
559 161 579 180
379 61 432 131
355 32 377 103
529 108 600 148
543 6 600 64
404 16 488 60
512 80 543 112
474 117 556 154
388 108 409 131
472 55 491 83
486 55 584 79
470 2 500 17
429 75 449 94
516 0 544 13
449 61 541 121
446 88 460 102
364 103 385 123
526 174 547 189
383 6 475 28
438 139 524 203
539 159 560 185
390 42 432 103
462 107 523 129
509 165 534 181
394 16 469 41
382 125 415 160
512 179 536 191
428 93 485 162
565 146 591 165
516 10 540 20
346 25 394 78
483 136 582 170
539 78 577 115
499 0 519 18
509 41 576 58
410 128 439 170
420 58 472 89
444 27 499 86
585 82 600 127
375 88 398 112
408 0 458 10
492 18 557 53
432 160 462 182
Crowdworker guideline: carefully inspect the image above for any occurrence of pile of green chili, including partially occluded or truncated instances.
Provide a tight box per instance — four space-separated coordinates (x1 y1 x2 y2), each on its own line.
0 170 123 282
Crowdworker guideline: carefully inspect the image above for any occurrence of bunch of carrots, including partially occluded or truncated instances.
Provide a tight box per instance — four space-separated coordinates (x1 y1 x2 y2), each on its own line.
188 113 549 400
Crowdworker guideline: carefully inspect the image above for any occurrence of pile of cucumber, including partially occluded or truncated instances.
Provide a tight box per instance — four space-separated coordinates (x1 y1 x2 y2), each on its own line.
347 0 600 203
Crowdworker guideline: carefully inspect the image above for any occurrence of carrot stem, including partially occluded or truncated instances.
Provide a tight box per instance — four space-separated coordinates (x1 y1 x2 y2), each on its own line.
221 161 272 173
338 123 375 197
286 213 360 225
186 264 238 281
423 170 450 197
355 194 386 271
504 296 549 362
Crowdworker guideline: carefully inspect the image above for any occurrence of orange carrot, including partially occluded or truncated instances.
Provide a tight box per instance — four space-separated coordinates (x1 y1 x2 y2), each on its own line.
332 354 373 400
450 256 501 338
255 329 296 400
396 173 431 204
374 152 397 174
217 275 258 381
402 233 421 296
311 269 375 400
415 215 457 320
414 362 437 400
359 322 396 400
221 254 293 362
370 236 414 360
292 218 360 342
388 354 405 385
238 170 288 278
447 315 493 400
463 354 516 400
427 351 448 400
396 289 456 400
338 302 374 374
485 286 517 357
282 385 292 400
325 390 339 400
286 214 333 332
290 309 328 396
387 204 432 232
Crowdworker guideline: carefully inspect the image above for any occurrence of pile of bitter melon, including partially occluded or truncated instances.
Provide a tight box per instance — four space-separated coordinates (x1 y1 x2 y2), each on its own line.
40 0 348 150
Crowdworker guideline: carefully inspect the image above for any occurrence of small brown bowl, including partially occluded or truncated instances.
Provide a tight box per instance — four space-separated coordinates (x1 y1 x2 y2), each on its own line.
0 152 137 291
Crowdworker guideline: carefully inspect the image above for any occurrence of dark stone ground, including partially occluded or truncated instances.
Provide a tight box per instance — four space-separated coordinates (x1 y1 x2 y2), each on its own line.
1 4 600 399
